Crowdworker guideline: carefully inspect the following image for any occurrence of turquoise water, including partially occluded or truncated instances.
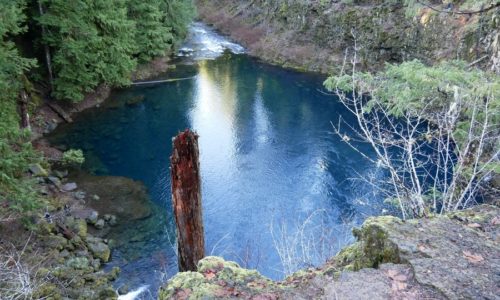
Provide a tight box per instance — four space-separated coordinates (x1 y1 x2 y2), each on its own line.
48 23 387 296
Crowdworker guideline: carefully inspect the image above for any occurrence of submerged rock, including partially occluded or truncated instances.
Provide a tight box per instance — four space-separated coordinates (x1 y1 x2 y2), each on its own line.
72 173 153 221
160 205 500 299
125 95 146 106
74 190 86 200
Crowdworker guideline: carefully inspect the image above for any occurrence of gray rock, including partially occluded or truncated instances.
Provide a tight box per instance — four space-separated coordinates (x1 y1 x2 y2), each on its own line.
86 210 99 225
29 163 48 177
59 249 70 258
44 122 57 133
118 285 129 295
109 217 117 226
53 169 68 179
39 185 49 195
91 259 101 270
94 219 105 230
62 182 78 192
74 191 86 200
47 176 62 188
87 241 110 262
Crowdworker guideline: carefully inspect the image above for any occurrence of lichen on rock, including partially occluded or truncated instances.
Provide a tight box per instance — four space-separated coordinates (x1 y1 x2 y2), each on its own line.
160 205 500 299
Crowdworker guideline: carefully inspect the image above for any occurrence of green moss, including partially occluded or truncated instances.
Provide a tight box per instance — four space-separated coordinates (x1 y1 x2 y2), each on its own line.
33 283 61 300
159 271 221 299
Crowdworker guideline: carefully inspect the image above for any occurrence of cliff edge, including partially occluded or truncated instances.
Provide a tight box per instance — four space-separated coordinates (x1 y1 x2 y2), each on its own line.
160 205 500 299
196 0 499 73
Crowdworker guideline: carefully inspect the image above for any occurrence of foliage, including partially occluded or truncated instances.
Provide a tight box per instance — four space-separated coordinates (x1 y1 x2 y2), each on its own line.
161 0 196 48
325 59 499 218
127 0 173 62
36 0 195 101
38 0 137 102
0 0 42 217
62 149 85 166
128 0 195 62
325 60 500 140
0 0 195 219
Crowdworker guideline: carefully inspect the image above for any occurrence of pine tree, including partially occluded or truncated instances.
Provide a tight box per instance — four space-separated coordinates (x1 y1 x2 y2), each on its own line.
38 0 137 102
0 0 40 214
128 0 173 62
162 0 196 48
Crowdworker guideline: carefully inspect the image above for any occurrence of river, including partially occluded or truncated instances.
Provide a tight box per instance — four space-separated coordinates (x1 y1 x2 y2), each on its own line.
48 22 387 297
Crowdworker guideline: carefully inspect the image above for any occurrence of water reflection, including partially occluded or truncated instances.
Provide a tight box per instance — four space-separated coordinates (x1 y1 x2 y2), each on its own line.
47 24 387 295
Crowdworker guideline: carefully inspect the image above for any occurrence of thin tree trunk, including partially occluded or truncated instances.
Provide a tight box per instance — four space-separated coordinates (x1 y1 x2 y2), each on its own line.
170 129 205 272
38 1 54 92
19 90 30 130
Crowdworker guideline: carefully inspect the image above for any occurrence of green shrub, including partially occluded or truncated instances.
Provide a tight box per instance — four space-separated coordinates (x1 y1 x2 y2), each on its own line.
62 149 85 166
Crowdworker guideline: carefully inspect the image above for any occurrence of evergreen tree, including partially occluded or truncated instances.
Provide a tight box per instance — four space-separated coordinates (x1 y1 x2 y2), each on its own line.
127 0 173 62
162 0 196 48
38 0 137 102
0 0 41 214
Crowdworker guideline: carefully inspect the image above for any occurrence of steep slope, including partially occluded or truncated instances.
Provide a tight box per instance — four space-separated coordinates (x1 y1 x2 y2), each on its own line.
196 0 499 73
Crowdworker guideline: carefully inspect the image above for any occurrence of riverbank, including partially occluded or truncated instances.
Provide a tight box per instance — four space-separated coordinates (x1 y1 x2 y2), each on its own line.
160 204 500 299
196 0 499 73
31 55 174 142
0 53 176 299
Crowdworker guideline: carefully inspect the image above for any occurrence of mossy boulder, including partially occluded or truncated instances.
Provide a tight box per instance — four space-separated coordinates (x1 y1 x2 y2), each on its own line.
66 217 88 239
159 256 283 299
87 238 111 262
40 235 68 250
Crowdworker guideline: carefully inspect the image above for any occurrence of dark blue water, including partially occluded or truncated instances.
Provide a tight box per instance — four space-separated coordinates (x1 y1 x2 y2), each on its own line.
48 23 388 296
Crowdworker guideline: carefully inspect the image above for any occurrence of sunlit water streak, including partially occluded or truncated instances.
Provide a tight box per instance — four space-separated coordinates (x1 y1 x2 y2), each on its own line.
48 22 389 297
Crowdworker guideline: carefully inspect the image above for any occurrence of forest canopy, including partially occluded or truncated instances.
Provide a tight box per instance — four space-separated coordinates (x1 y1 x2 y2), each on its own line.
0 0 195 218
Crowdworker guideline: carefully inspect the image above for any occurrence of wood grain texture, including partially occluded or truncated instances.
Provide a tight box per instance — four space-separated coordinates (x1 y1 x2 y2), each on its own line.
170 129 205 271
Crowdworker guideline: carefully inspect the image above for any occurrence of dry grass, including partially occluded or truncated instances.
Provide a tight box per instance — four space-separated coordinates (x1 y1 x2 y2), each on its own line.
270 209 355 276
0 234 51 300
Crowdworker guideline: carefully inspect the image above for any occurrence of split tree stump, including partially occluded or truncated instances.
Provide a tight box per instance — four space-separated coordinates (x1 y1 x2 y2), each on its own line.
170 129 205 272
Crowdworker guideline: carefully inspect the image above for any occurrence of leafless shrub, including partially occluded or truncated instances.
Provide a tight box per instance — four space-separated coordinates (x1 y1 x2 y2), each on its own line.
328 41 499 219
270 209 355 275
0 234 51 300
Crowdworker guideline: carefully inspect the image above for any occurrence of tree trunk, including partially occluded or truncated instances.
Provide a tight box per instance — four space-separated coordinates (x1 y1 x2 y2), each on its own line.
38 1 54 92
19 90 30 130
170 129 205 272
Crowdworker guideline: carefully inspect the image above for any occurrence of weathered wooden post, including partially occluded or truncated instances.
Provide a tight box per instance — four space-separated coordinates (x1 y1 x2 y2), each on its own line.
170 129 205 271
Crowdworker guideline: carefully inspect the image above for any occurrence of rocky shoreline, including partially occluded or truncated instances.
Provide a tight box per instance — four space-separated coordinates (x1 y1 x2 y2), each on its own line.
160 205 500 299
0 56 175 299
11 7 499 297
